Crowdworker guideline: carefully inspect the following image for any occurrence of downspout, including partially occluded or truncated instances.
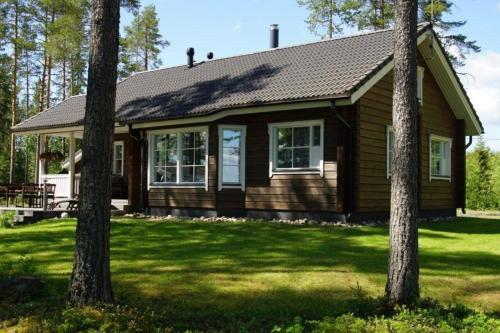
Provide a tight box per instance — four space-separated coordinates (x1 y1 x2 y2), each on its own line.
128 124 145 212
465 136 473 150
461 135 473 214
330 100 353 219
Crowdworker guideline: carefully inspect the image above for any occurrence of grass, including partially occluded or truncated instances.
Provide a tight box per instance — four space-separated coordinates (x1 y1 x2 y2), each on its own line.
0 216 499 331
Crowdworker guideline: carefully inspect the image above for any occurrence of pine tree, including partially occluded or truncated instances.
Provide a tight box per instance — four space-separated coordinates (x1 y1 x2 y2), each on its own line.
297 0 360 38
386 0 419 306
346 0 480 68
349 0 395 30
119 4 168 78
68 0 120 305
418 0 480 67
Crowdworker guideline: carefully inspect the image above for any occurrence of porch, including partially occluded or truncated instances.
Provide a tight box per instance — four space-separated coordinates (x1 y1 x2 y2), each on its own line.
5 126 130 219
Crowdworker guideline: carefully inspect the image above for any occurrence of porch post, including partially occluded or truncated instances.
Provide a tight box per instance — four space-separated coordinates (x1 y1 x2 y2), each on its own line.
38 134 46 183
68 132 76 199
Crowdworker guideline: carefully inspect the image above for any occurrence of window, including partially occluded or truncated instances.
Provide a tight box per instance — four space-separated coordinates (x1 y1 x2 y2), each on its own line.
386 126 393 177
218 125 246 190
113 141 124 176
429 135 452 180
417 66 424 105
148 127 208 189
268 120 324 176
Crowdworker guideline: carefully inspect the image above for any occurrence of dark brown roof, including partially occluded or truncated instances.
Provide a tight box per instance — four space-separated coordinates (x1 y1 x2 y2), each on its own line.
14 24 431 132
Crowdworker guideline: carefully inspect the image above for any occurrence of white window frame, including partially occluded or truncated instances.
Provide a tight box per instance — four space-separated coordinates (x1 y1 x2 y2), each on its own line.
429 134 452 182
147 126 209 191
113 141 124 176
386 125 393 178
417 66 424 105
268 119 324 177
218 125 246 191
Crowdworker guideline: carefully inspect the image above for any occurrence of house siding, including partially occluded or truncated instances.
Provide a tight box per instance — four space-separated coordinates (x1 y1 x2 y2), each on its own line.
355 55 462 214
143 109 340 216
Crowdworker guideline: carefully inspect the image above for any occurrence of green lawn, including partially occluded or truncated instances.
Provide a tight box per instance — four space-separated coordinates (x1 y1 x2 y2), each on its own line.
0 217 499 331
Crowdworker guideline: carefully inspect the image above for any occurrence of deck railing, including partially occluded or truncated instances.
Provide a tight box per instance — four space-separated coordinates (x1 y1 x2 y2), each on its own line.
42 174 80 198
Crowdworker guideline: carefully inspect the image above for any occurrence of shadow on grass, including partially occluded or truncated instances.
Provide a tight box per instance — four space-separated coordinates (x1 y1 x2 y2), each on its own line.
419 217 500 234
1 217 499 331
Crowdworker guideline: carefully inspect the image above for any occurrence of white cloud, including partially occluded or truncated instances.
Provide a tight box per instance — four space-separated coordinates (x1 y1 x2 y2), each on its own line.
232 20 243 33
462 52 500 128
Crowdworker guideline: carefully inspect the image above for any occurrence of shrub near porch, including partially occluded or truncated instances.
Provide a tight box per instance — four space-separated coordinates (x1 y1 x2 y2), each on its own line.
0 217 499 331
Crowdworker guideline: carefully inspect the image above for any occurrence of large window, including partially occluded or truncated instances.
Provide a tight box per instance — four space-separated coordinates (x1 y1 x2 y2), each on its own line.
149 127 208 188
430 135 452 180
386 126 393 177
218 125 246 190
268 120 323 176
113 141 124 176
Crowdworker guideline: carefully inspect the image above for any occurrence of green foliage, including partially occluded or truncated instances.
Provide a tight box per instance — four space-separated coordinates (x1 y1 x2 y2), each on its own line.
0 255 39 280
119 4 169 78
0 211 16 228
466 137 500 210
297 0 360 38
273 305 500 333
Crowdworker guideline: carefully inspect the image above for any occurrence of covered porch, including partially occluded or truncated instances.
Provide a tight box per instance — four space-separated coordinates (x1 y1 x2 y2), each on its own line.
3 125 131 216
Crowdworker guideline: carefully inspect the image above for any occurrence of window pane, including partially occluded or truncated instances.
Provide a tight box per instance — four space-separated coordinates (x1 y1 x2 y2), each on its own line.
182 150 194 165
223 147 239 166
194 149 206 165
313 126 321 146
223 165 239 183
196 131 207 149
293 127 310 147
223 130 240 148
278 128 292 147
310 146 321 169
431 140 442 175
155 166 176 183
294 147 310 168
194 167 205 183
277 148 292 168
182 132 195 149
181 166 194 182
115 144 123 159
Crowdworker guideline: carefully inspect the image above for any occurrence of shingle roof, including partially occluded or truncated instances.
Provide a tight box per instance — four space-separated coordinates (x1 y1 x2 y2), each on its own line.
13 24 431 132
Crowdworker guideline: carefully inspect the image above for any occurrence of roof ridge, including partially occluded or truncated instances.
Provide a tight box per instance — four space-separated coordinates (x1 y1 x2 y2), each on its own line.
121 23 432 82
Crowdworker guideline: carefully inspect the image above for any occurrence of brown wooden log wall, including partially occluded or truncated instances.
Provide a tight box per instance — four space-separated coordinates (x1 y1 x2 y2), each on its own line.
355 56 462 213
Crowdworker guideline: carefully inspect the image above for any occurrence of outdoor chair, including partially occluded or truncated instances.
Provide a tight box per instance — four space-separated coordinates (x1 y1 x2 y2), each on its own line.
7 184 22 207
0 183 8 204
20 183 43 208
45 183 56 202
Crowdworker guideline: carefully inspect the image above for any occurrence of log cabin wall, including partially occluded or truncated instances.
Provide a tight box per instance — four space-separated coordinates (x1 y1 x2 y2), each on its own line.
355 54 462 214
142 108 342 217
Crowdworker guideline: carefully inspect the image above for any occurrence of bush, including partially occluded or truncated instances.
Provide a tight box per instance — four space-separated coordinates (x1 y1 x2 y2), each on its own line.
0 211 16 228
0 255 39 281
272 304 500 333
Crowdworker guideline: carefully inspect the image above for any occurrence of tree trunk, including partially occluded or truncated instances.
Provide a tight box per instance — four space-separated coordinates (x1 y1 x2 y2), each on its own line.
46 4 55 109
62 58 66 100
39 6 49 112
68 0 120 305
9 0 19 183
386 0 419 306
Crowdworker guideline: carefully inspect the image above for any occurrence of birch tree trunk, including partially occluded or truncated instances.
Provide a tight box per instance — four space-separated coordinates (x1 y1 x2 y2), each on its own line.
68 0 120 305
386 0 419 305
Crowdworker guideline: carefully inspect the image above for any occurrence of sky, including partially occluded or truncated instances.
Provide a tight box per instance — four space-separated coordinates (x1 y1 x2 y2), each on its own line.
121 0 500 151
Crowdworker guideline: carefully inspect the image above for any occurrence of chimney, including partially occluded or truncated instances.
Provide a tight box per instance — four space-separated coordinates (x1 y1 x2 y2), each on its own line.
187 47 195 68
270 24 279 48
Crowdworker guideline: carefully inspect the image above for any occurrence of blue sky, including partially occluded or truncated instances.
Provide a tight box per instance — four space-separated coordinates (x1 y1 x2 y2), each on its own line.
122 0 500 150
